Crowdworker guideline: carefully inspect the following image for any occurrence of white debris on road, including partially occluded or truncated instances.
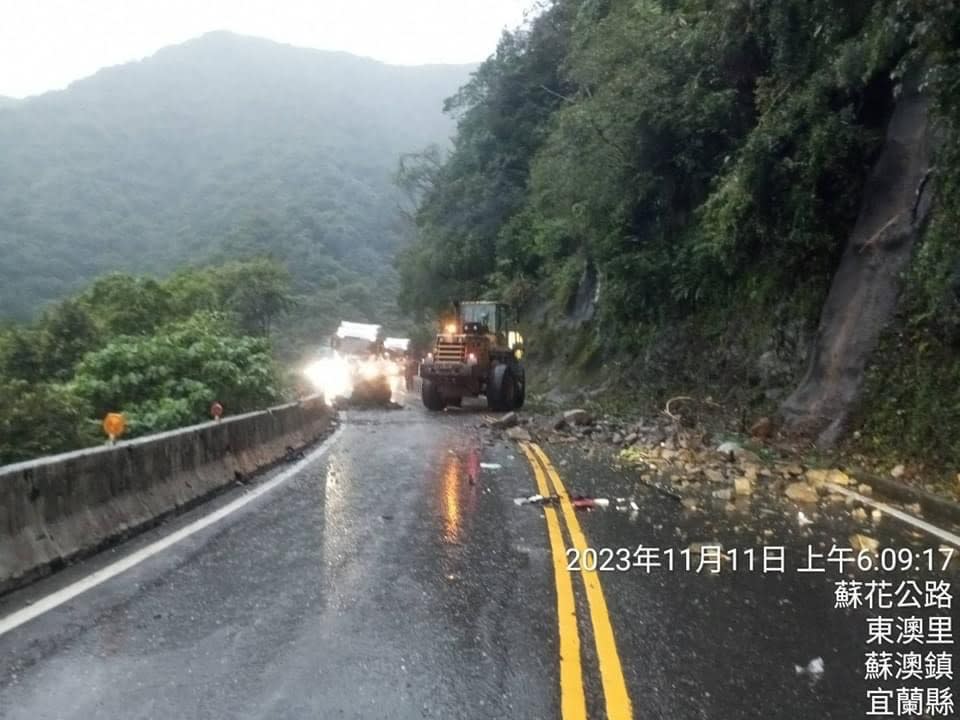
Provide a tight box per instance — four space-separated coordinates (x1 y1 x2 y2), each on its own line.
795 657 825 680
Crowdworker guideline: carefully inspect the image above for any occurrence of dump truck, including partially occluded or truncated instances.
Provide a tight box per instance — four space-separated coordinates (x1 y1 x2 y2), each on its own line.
384 337 416 390
329 321 392 404
384 337 410 355
419 301 525 411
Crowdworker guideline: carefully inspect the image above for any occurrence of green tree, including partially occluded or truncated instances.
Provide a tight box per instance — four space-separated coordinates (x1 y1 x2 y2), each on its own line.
0 380 97 464
164 267 221 319
82 274 175 336
36 299 102 380
0 328 43 383
400 0 957 334
214 259 295 336
0 259 303 463
396 0 577 315
72 311 284 436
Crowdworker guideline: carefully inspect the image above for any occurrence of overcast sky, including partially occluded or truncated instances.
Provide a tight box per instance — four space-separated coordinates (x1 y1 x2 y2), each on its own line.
0 0 534 98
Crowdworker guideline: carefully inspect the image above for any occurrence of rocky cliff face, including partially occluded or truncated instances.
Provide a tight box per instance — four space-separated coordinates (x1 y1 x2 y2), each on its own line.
781 89 935 446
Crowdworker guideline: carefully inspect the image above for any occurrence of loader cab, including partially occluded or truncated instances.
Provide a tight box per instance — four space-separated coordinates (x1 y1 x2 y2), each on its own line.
422 299 526 412
457 301 519 349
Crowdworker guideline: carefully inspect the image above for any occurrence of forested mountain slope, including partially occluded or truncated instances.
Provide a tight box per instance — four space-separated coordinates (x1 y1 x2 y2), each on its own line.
0 32 471 323
399 0 959 471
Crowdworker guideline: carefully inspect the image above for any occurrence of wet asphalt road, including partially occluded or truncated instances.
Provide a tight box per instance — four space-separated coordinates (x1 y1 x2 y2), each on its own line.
0 390 957 719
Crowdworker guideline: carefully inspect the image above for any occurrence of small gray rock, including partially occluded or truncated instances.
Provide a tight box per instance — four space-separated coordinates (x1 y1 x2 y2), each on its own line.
492 412 519 429
506 426 532 442
563 409 592 426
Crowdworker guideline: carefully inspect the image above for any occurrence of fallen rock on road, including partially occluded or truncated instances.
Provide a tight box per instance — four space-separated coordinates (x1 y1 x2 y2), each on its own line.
506 426 532 442
491 411 519 429
785 482 819 504
849 533 880 553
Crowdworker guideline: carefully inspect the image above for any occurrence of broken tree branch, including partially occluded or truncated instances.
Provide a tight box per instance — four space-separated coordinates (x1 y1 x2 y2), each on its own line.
663 396 695 420
539 84 576 103
857 213 905 255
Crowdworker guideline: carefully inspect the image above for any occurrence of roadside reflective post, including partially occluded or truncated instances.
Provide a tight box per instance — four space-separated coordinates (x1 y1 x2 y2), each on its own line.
102 412 126 445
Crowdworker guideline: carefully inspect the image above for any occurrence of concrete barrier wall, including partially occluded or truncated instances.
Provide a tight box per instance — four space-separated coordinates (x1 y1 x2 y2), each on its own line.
0 397 333 595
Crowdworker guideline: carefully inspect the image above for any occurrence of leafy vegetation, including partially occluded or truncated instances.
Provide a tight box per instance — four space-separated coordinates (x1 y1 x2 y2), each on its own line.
0 380 97 464
0 32 473 463
399 0 960 466
3 8 958 471
72 312 281 436
0 260 292 464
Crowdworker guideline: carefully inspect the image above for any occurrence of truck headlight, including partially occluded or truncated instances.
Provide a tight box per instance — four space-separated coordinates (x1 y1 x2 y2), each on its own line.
304 357 351 402
360 361 381 380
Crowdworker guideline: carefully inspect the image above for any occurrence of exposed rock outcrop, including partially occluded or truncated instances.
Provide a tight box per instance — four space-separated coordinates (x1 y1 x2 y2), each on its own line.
781 88 934 446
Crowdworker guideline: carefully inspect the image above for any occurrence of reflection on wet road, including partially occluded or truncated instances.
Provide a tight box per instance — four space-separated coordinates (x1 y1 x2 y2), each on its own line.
0 392 956 719
439 453 465 545
0 395 557 719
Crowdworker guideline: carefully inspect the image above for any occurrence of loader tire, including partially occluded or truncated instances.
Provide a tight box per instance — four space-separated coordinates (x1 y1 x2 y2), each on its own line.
421 379 446 412
487 365 518 412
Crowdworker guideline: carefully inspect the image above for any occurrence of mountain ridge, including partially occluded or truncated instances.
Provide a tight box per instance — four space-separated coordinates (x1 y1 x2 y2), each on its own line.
6 31 476 102
0 31 473 322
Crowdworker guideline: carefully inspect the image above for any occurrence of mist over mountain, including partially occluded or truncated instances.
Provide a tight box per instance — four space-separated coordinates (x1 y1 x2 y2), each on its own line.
0 31 473 321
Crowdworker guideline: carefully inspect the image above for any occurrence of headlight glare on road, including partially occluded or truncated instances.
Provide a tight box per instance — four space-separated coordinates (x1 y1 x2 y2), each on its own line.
304 357 351 403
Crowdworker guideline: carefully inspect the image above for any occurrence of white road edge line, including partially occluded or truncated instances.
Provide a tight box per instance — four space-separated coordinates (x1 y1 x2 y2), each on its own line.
826 482 960 547
0 427 343 638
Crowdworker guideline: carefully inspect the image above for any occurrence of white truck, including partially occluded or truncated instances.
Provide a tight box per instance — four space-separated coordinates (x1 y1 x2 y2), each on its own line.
330 321 392 404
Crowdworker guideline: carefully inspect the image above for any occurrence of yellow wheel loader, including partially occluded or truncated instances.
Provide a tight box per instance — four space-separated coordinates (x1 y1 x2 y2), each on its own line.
419 301 525 412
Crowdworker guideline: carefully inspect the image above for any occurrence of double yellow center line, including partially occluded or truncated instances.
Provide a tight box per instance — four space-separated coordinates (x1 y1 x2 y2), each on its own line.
519 442 634 720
